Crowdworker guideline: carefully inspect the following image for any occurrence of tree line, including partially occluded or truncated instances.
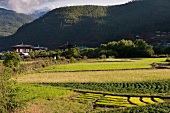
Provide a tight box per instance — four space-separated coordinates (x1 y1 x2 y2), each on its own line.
82 39 154 58
26 39 154 59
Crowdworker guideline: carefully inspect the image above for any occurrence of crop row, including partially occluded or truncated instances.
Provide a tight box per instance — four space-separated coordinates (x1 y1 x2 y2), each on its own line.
95 95 134 108
73 93 165 108
43 80 170 94
104 102 170 113
73 93 103 101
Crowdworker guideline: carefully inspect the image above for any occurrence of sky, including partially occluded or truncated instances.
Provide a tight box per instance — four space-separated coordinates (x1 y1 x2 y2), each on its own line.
0 0 131 14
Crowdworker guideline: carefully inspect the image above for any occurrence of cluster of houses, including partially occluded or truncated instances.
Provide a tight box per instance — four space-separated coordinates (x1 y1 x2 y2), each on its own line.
0 42 79 59
151 31 170 47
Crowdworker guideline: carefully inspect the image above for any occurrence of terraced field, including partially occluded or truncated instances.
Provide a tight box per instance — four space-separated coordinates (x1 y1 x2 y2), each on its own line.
72 93 167 108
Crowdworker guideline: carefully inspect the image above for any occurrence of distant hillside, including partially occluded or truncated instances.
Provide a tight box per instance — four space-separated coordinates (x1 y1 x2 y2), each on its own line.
0 8 33 37
30 10 49 19
1 0 170 50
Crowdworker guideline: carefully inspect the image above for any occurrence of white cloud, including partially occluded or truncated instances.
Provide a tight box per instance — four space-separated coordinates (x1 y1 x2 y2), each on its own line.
0 0 130 14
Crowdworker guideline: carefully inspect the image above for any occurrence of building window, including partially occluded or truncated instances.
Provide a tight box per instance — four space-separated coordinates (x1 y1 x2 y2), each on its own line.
20 49 24 53
16 49 19 52
26 49 29 52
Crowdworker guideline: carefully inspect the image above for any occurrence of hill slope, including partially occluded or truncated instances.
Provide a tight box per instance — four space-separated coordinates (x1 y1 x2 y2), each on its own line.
1 0 170 50
0 8 33 37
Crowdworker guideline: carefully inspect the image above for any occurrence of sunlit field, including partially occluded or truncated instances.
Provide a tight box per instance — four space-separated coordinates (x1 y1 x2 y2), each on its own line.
39 58 167 72
12 58 170 113
14 84 91 113
15 69 170 83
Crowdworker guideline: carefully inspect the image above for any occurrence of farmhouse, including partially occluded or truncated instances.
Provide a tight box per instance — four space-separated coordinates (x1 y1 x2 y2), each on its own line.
59 43 76 52
12 43 48 56
33 45 48 52
12 43 33 56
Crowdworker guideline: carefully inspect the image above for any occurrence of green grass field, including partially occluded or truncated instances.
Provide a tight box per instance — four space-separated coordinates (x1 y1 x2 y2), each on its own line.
39 58 167 72
19 84 74 101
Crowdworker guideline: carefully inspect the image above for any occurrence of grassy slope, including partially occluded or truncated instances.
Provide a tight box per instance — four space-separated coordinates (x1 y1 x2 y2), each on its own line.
0 8 33 37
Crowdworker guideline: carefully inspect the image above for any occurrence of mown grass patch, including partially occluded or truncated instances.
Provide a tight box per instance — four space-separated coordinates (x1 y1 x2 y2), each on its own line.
39 58 166 72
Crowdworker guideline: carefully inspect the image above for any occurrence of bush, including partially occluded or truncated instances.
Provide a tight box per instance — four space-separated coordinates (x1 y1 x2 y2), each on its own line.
0 69 24 113
3 52 21 69
100 54 106 59
70 57 76 63
83 56 88 60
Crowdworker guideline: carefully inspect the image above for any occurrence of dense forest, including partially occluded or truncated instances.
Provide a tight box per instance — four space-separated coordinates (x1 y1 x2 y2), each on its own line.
0 0 170 50
0 8 33 37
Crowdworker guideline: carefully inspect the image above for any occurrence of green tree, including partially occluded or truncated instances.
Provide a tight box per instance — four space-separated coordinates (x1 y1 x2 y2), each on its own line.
164 47 170 55
81 48 100 58
62 47 81 58
117 39 135 57
3 52 21 69
134 39 154 57
29 50 39 59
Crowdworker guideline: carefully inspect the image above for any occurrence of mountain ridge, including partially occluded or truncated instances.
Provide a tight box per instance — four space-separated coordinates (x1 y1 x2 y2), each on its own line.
0 8 33 37
1 0 170 50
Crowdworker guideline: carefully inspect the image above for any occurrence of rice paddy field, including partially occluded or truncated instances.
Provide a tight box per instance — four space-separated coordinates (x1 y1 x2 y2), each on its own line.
39 58 167 72
15 69 170 83
12 58 170 112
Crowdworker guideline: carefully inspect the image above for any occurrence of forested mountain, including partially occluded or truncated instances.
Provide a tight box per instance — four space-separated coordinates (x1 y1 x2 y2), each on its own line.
1 0 170 50
0 8 33 37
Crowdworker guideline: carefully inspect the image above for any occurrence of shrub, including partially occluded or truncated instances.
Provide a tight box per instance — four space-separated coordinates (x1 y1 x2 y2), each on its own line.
100 54 106 59
0 69 23 113
70 57 76 63
83 56 88 60
3 52 21 69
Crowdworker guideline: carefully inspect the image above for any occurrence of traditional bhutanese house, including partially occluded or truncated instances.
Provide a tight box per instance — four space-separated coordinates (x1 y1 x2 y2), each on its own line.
33 45 48 52
12 43 33 56
77 46 89 51
59 43 76 52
